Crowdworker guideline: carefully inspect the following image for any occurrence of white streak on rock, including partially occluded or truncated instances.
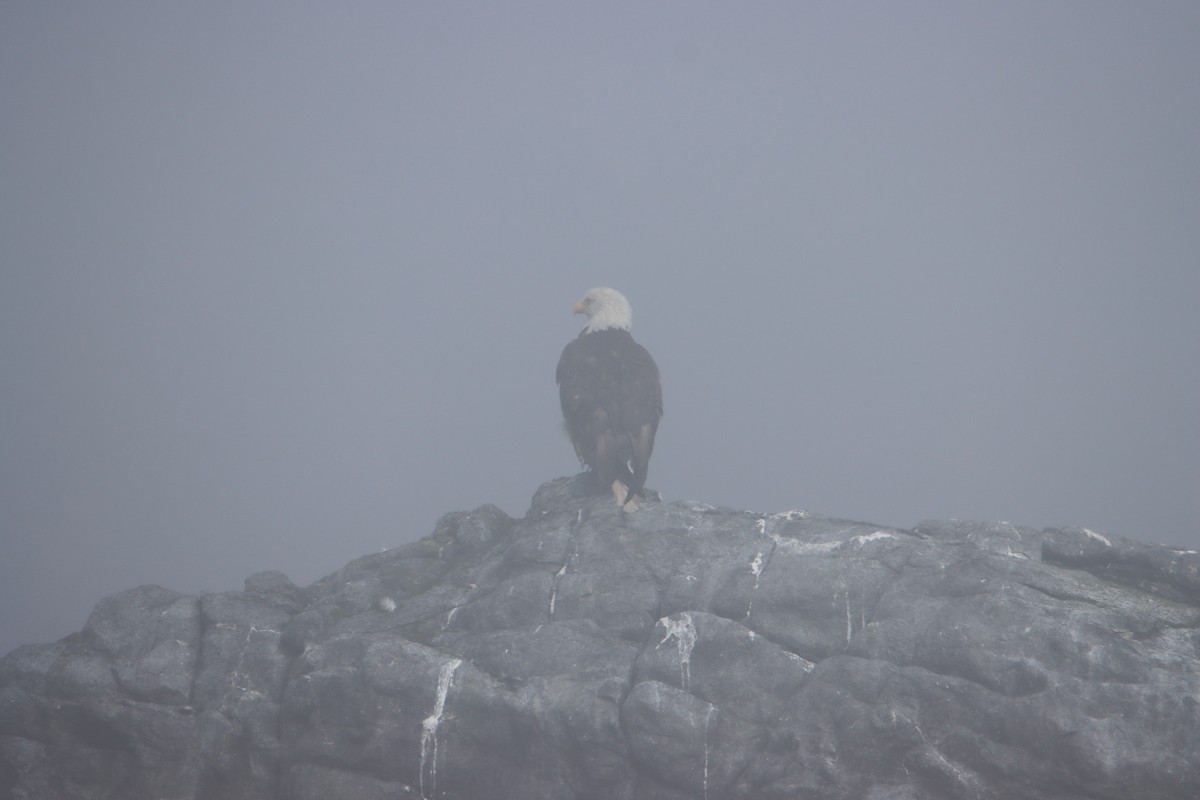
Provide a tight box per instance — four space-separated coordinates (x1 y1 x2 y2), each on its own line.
849 531 896 548
657 613 697 692
703 704 716 800
844 582 852 646
420 658 462 800
770 533 841 554
786 651 816 672
767 528 899 556
746 552 765 620
1083 528 1112 547
549 524 579 617
549 562 567 616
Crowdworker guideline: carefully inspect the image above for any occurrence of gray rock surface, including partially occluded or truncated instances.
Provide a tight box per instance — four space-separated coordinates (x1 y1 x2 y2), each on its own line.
3 475 1199 799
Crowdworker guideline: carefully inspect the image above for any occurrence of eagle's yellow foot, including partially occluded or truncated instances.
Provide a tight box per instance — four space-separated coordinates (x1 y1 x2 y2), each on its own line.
611 480 640 512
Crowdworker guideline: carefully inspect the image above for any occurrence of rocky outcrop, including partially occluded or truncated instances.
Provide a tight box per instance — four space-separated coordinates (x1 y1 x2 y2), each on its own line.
3 475 1200 799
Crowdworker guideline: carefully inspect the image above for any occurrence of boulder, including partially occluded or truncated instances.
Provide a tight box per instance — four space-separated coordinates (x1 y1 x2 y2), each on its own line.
3 475 1199 799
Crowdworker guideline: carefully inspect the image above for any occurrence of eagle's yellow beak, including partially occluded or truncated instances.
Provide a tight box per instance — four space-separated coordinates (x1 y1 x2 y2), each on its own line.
573 299 587 315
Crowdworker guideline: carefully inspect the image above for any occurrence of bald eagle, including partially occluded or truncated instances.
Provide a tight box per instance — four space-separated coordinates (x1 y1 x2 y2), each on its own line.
557 288 663 510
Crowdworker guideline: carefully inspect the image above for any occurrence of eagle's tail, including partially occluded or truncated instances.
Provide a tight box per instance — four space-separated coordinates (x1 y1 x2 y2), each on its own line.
621 424 656 507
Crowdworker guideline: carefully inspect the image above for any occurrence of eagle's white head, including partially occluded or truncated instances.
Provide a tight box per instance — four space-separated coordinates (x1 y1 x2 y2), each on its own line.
574 287 633 333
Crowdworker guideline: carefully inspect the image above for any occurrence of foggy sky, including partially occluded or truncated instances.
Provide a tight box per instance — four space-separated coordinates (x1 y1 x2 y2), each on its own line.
2 2 1198 657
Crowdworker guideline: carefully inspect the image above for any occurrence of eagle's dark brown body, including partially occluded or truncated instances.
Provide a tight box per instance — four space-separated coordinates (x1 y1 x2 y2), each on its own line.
557 326 662 506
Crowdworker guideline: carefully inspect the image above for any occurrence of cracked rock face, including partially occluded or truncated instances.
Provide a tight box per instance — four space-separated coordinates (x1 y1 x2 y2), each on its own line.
3 475 1200 799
